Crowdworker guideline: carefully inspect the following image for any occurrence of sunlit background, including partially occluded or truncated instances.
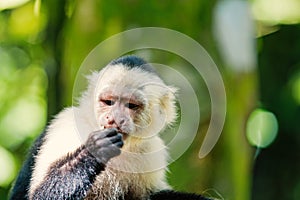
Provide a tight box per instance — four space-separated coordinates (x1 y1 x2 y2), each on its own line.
0 0 300 199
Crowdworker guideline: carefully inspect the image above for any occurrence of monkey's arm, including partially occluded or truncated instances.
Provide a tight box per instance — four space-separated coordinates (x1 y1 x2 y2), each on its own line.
150 190 212 200
30 128 123 200
31 146 103 199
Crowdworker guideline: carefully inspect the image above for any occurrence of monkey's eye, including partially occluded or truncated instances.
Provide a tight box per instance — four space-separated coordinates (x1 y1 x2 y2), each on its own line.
101 99 115 106
125 103 140 110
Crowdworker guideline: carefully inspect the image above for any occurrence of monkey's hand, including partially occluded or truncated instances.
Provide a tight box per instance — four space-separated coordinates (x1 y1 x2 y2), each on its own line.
85 128 124 164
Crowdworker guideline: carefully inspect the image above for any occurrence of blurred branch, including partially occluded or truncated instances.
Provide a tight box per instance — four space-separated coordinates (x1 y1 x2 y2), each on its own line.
42 0 68 117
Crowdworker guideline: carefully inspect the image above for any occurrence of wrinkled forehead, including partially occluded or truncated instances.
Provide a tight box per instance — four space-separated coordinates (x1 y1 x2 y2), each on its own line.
95 64 165 99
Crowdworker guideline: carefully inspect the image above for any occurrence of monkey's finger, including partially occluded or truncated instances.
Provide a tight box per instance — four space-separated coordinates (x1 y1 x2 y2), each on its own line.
94 136 123 149
95 146 122 161
94 137 114 147
103 128 119 137
109 133 123 144
91 128 118 140
114 141 124 148
106 145 122 156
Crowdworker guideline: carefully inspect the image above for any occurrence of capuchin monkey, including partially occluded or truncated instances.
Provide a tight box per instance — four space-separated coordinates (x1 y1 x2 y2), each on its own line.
10 55 210 200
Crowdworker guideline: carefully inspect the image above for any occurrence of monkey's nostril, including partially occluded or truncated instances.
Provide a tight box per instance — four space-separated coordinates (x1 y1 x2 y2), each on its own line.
106 117 115 125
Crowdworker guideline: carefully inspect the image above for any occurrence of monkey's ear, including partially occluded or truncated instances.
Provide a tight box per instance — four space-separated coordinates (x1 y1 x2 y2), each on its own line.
160 86 178 126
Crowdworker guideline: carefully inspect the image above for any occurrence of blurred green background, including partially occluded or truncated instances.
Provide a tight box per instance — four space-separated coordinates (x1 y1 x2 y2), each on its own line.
0 0 300 199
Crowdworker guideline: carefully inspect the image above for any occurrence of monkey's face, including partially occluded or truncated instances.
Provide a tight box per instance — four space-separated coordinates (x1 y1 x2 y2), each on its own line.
96 88 145 140
93 64 177 141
